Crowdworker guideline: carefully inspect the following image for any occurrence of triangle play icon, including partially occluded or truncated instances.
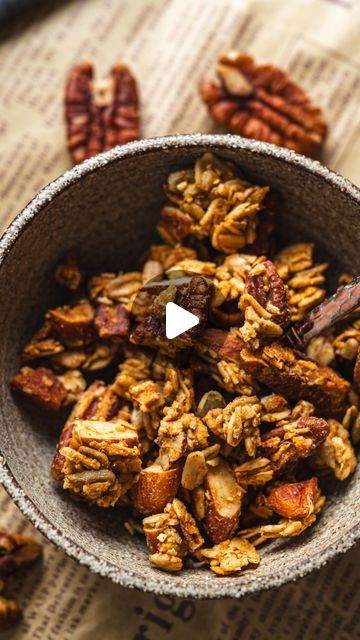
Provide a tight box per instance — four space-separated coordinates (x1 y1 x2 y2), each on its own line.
165 302 200 339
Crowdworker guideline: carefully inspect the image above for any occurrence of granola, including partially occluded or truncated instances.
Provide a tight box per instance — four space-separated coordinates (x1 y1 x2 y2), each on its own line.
11 152 359 577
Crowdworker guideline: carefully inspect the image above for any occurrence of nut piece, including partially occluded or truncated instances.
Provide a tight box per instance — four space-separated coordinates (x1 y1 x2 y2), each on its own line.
199 329 351 419
11 366 67 411
234 457 274 486
157 153 268 252
199 52 327 157
65 61 140 164
0 530 42 576
143 499 204 572
267 477 319 519
181 446 220 490
239 259 290 347
261 416 329 470
131 463 182 515
204 458 243 543
94 303 130 341
200 537 259 576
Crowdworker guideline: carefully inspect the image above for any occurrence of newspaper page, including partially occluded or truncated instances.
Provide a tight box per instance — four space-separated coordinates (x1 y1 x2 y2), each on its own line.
0 0 360 638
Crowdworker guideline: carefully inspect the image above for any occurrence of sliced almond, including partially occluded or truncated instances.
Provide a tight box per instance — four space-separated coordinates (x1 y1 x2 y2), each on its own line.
204 458 243 544
131 463 182 515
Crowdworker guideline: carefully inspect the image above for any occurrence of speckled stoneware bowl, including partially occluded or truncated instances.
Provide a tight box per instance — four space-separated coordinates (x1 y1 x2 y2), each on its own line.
1 134 360 599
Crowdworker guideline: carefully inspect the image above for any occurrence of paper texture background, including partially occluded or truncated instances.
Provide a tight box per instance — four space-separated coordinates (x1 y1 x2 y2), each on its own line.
0 0 359 637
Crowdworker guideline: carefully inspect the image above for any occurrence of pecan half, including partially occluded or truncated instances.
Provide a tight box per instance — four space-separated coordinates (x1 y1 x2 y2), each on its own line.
239 259 290 347
65 61 140 164
199 52 327 157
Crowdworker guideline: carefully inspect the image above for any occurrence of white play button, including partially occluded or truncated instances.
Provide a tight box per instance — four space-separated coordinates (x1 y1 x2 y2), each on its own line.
165 302 200 340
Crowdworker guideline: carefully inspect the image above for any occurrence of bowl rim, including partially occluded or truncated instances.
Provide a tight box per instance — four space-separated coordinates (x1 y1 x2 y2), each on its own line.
1 133 360 599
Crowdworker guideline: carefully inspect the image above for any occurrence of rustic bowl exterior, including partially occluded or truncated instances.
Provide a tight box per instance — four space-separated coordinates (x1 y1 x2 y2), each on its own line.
0 135 359 599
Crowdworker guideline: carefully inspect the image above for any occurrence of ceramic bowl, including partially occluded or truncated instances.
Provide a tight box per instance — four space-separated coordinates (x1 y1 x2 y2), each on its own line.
1 134 360 599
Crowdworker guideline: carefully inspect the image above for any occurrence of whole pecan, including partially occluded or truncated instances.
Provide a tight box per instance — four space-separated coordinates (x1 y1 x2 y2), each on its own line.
65 61 140 164
199 52 327 157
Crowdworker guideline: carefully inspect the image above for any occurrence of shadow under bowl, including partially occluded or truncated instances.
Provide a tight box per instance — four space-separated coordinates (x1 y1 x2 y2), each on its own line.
0 134 360 599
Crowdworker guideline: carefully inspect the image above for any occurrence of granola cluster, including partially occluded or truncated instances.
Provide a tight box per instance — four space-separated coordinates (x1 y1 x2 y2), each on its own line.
11 153 358 577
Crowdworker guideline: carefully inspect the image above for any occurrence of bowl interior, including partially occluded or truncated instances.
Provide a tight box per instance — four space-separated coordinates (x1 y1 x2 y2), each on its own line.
0 136 359 598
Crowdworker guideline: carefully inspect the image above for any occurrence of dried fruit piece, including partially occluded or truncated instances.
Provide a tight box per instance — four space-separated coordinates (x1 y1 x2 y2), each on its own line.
200 537 259 575
131 463 182 515
261 416 329 469
199 52 327 157
143 499 204 572
11 366 67 411
204 458 243 543
94 303 130 341
239 259 290 347
65 61 140 164
267 477 319 519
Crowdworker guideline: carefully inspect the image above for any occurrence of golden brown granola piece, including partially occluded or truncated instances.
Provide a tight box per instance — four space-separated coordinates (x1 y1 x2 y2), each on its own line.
200 537 259 576
203 458 244 543
89 271 143 309
167 258 217 278
199 52 326 157
260 394 291 423
310 419 357 480
332 318 360 361
267 477 319 519
193 352 258 396
214 253 261 303
204 396 262 454
0 531 41 576
261 416 329 470
94 303 130 341
131 462 182 515
65 62 140 164
51 381 115 479
52 341 119 371
157 408 209 470
21 322 64 361
46 299 95 346
59 419 141 506
149 245 197 271
239 494 325 545
57 369 87 404
274 243 327 321
55 254 84 292
234 457 274 486
11 366 67 411
143 499 204 572
157 153 268 252
239 259 290 348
